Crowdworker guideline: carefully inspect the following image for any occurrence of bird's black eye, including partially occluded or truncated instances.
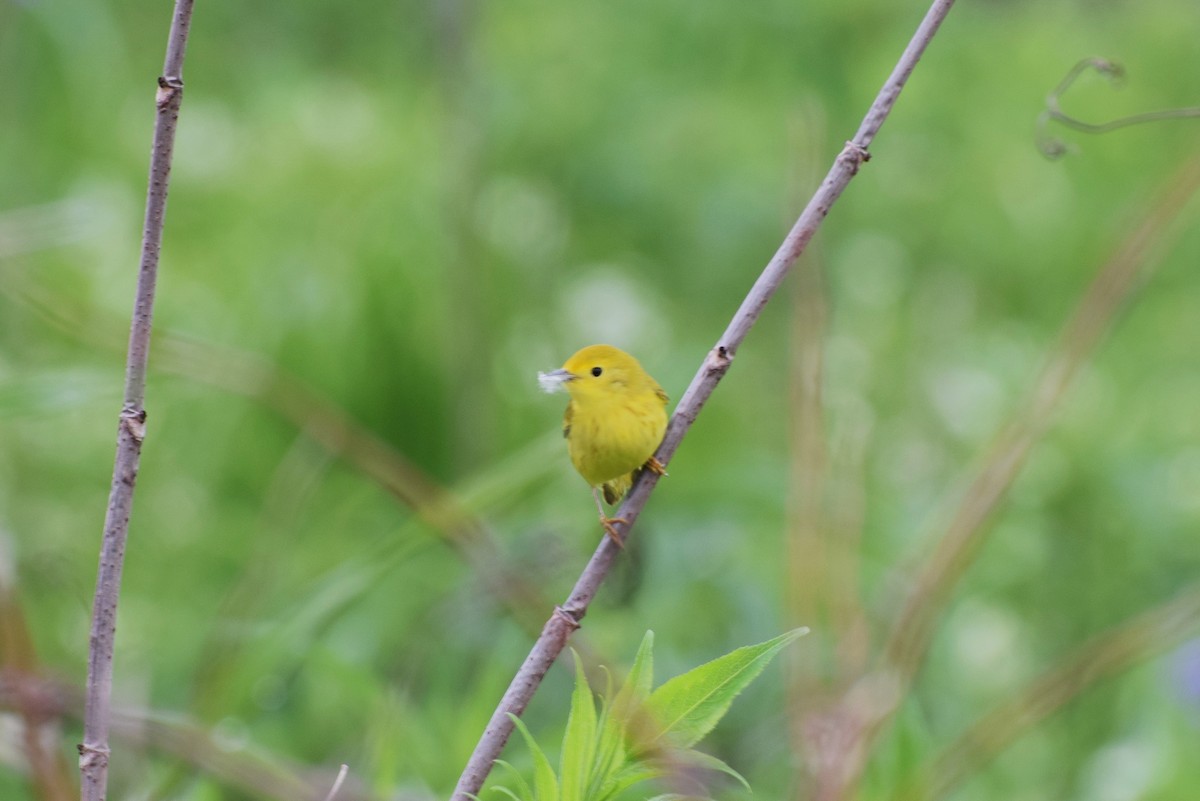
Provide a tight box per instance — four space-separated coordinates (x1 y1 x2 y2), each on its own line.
591 366 603 377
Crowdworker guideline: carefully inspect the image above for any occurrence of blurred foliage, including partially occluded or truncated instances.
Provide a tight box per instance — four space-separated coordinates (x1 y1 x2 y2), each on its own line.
495 631 802 801
2 0 1200 800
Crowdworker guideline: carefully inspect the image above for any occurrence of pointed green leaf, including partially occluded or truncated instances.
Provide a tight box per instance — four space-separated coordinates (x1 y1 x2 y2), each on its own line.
589 667 616 785
509 714 559 801
628 749 750 799
494 760 534 801
600 760 669 799
592 632 655 797
488 787 525 801
559 651 598 801
673 749 750 791
623 630 655 703
588 668 621 801
642 628 808 750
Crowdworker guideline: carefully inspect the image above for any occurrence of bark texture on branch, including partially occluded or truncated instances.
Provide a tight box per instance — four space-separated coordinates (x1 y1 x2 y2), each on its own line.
80 3 196 800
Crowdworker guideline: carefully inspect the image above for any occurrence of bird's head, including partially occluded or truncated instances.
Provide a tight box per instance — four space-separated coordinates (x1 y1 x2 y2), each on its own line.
538 344 646 401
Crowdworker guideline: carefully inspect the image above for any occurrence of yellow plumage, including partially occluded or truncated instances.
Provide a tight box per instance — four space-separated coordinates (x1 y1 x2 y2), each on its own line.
539 344 669 540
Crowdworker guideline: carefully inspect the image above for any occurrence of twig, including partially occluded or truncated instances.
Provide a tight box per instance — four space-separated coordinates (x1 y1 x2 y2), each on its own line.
80 3 196 801
908 583 1200 801
321 764 351 801
448 2 959 798
1037 57 1200 158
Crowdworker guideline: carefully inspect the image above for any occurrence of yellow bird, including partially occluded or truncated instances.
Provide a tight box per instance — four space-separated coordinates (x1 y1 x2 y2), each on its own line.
539 344 669 542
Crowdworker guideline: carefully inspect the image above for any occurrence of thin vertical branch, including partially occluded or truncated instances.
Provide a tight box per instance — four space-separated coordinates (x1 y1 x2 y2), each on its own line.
80 3 196 800
449 2 958 798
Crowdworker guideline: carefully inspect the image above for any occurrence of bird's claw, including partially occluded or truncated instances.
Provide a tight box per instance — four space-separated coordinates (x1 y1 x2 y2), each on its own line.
601 515 629 547
644 456 668 477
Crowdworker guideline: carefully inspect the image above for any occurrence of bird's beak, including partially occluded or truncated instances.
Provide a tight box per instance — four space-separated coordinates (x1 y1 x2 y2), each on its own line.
537 368 576 394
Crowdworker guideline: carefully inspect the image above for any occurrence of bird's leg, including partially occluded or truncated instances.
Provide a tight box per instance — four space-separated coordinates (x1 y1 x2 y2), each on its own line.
643 456 668 476
592 487 628 547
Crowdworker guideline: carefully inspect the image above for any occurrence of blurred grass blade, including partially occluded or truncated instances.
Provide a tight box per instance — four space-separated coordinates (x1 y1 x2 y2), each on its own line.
884 150 1200 688
909 582 1200 801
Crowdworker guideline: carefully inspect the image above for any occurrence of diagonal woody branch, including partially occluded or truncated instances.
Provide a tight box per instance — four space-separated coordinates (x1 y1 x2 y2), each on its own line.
449 1 959 798
80 2 196 800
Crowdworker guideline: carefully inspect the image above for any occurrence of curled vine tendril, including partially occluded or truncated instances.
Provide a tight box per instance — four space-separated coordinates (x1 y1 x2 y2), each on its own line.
1037 57 1200 159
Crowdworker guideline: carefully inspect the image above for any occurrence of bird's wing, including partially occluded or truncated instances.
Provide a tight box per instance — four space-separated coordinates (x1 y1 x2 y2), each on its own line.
654 382 669 406
562 401 573 439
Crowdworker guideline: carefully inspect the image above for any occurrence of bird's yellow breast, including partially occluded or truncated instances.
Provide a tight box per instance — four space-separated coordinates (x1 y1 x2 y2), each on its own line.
566 393 667 488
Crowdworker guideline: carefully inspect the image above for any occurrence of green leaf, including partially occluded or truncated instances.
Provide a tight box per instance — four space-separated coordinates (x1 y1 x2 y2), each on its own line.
671 749 750 791
600 760 670 799
559 651 598 801
494 760 534 801
509 714 559 801
606 749 751 799
642 628 808 750
591 631 655 799
488 787 525 801
623 630 655 704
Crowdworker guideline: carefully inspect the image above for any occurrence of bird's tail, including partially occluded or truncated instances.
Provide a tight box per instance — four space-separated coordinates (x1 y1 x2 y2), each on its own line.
601 473 632 505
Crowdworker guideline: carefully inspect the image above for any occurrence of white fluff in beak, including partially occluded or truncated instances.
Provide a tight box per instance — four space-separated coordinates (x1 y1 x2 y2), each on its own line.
537 368 574 394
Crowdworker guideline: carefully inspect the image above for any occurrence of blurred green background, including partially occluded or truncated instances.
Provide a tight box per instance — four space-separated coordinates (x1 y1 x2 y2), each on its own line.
2 0 1200 799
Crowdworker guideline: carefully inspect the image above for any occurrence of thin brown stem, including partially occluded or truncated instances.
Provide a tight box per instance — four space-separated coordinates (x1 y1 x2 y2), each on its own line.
785 259 830 667
81 3 196 800
1037 57 1200 158
1 582 74 801
781 107 837 801
449 2 959 798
